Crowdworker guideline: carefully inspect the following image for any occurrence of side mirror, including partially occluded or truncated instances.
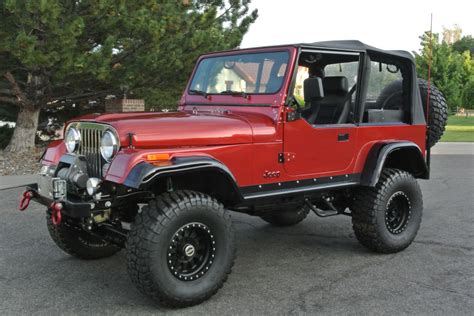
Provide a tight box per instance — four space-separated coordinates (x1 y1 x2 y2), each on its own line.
286 110 301 122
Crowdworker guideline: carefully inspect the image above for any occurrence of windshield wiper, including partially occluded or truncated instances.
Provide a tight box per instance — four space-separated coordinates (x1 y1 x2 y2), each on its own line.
219 90 249 99
189 89 209 98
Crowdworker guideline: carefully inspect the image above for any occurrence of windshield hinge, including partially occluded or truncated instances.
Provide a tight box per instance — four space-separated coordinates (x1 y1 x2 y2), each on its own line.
278 152 296 163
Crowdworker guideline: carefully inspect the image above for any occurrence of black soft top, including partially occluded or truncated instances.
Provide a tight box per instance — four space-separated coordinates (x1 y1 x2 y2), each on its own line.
299 40 414 61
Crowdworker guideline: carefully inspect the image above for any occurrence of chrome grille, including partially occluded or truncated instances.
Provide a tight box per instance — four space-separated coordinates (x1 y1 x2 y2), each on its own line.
68 122 114 178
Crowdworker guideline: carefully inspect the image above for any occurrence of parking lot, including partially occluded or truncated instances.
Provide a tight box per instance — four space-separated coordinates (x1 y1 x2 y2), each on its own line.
0 149 473 315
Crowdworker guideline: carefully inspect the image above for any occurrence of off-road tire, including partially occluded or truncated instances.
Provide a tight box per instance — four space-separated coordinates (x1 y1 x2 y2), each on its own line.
260 205 310 226
46 214 120 259
352 169 423 253
418 78 448 148
126 190 235 307
376 78 448 148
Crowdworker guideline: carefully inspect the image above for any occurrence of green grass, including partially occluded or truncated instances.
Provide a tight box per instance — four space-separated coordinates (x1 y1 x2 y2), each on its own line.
444 115 474 126
440 116 474 142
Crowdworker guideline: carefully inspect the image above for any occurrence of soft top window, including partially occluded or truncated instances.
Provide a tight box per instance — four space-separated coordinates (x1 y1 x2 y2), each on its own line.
362 54 412 124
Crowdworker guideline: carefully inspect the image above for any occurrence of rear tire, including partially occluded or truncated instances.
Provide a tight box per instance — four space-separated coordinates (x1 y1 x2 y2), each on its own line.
260 205 310 227
126 190 235 307
352 169 423 253
46 214 120 260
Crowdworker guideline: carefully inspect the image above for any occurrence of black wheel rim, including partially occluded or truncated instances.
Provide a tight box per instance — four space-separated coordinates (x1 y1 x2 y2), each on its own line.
167 222 216 281
385 191 411 234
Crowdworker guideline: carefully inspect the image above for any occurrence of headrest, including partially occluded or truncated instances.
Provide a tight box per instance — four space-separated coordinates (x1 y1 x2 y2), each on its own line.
303 77 324 101
323 76 349 95
309 67 325 79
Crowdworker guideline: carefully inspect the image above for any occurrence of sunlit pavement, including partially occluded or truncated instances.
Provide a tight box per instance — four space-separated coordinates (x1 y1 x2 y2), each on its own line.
431 142 474 155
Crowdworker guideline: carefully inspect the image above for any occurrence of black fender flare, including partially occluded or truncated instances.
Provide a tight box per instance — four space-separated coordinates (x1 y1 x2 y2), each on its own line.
123 156 243 204
360 142 429 187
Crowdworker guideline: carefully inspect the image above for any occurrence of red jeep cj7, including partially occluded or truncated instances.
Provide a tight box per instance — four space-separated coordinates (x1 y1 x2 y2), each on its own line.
21 41 447 307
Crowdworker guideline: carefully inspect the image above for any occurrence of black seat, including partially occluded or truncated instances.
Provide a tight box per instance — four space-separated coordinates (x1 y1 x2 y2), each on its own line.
301 77 324 124
314 76 351 124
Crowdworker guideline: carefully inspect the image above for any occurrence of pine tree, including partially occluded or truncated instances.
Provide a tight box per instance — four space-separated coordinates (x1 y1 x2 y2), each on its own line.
0 0 258 152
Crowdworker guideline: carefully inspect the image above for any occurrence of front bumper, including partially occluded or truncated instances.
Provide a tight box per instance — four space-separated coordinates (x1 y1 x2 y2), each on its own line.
22 153 152 218
25 177 150 219
25 183 112 218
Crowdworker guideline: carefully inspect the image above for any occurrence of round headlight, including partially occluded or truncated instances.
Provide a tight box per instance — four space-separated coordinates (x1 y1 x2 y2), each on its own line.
100 130 119 162
65 127 80 153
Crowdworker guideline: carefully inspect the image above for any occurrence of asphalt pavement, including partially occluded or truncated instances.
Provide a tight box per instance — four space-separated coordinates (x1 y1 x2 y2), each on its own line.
0 148 473 315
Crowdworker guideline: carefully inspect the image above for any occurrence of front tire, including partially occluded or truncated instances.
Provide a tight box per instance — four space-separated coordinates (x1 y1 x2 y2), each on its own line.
126 191 235 307
46 214 120 260
352 169 423 253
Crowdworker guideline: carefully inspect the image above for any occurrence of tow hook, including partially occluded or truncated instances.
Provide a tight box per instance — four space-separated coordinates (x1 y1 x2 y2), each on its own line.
19 191 34 211
50 202 63 226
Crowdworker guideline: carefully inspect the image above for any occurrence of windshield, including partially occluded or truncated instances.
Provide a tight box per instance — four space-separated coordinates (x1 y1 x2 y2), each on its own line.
189 51 289 95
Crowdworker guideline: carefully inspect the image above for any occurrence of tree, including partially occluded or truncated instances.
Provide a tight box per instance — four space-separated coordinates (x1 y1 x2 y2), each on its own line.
459 50 474 109
452 35 474 55
0 0 258 152
414 30 474 111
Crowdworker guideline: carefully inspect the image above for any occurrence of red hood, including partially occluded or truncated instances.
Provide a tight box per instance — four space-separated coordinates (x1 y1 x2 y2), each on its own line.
74 110 278 148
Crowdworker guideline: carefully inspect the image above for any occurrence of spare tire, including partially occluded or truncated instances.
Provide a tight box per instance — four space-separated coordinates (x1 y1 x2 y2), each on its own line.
375 80 403 110
418 78 448 148
376 78 448 148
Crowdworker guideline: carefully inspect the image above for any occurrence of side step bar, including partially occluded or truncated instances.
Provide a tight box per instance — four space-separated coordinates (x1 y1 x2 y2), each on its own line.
304 198 351 217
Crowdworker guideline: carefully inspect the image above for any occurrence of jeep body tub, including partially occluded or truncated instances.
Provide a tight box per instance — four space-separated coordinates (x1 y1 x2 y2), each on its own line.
21 41 445 307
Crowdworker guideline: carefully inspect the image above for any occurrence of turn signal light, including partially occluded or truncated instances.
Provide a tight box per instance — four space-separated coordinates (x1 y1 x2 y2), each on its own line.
146 153 171 161
145 153 172 166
